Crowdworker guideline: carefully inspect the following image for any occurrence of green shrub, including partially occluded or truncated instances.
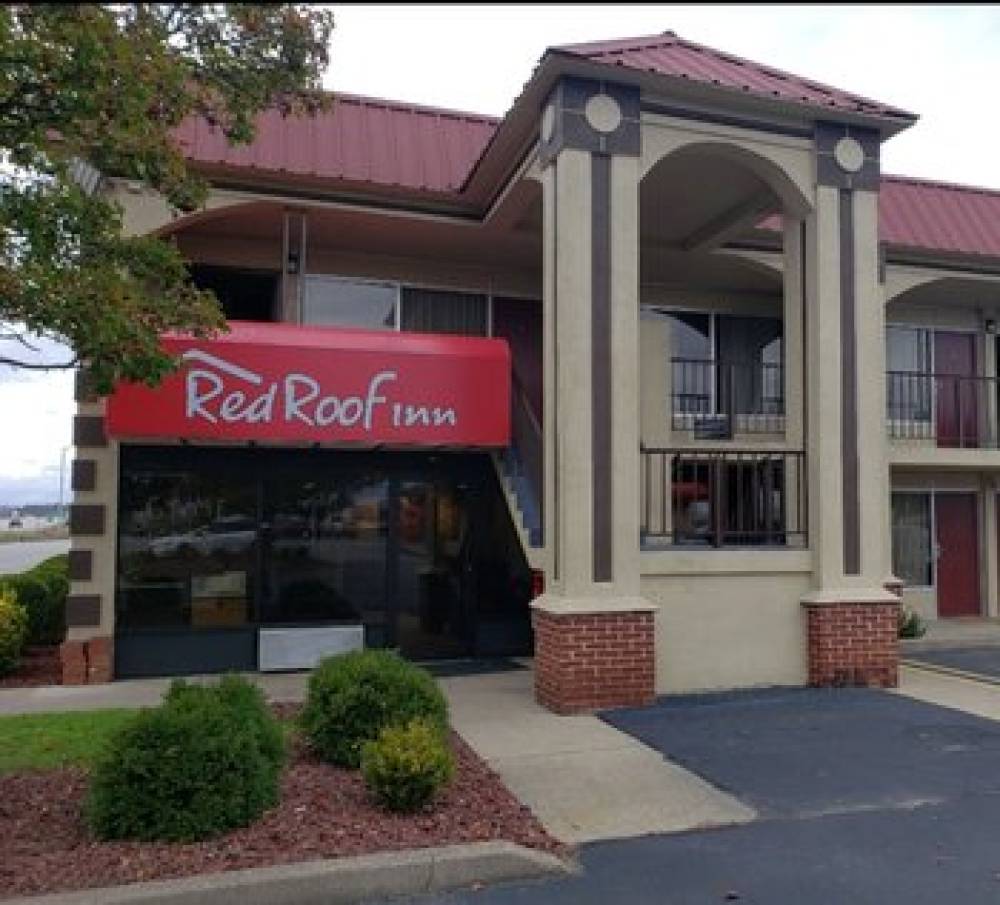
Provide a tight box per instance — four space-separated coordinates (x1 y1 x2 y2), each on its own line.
165 674 285 772
361 719 454 813
898 605 927 639
302 650 448 768
85 675 285 842
0 588 28 676
0 555 68 645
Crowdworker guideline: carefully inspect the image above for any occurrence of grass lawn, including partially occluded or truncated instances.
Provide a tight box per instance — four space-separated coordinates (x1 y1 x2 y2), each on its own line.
0 709 138 772
0 708 300 773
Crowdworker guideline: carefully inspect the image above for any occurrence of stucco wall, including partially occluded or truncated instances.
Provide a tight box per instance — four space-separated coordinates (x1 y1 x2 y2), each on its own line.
642 566 810 693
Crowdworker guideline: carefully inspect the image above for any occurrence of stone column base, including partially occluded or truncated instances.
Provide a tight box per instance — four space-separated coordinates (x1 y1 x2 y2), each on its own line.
803 600 899 688
531 597 656 714
60 636 113 685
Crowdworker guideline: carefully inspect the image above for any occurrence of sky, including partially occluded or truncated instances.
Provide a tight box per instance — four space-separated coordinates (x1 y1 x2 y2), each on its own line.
2 3 999 505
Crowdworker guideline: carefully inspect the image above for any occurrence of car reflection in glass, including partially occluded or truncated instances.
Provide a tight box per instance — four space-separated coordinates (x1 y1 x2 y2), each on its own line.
149 515 256 557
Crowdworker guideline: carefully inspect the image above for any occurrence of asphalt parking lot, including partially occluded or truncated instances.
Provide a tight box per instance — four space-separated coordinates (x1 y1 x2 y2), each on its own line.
386 687 1000 904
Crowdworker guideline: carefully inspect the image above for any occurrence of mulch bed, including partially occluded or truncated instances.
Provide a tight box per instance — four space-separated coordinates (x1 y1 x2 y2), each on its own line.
0 645 61 688
0 709 564 899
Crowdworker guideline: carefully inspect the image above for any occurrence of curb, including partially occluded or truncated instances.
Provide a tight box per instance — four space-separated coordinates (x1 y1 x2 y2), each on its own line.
901 659 1000 688
3 841 574 905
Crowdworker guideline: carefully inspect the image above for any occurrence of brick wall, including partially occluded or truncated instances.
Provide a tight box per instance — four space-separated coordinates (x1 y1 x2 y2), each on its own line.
532 609 655 714
59 636 113 685
806 602 899 688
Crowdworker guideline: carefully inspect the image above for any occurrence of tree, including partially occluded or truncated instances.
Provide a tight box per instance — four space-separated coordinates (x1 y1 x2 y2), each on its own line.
0 4 335 392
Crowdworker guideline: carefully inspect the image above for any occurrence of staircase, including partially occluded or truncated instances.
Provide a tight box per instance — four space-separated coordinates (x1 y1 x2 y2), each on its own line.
495 370 545 571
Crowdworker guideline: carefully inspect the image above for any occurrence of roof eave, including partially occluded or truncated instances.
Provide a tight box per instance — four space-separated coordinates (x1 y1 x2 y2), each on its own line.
545 49 918 138
459 47 917 210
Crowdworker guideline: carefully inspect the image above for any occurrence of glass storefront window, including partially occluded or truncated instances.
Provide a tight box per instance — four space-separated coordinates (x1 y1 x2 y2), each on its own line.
302 276 398 329
260 472 389 639
891 492 933 587
118 468 257 630
116 447 533 672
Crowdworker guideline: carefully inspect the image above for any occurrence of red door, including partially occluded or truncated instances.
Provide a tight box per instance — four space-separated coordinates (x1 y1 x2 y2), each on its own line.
935 493 980 617
934 332 978 448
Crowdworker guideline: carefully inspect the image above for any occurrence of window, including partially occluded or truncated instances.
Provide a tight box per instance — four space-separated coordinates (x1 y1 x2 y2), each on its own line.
188 265 280 322
886 326 932 422
303 276 398 330
400 288 489 336
891 492 933 587
660 310 784 418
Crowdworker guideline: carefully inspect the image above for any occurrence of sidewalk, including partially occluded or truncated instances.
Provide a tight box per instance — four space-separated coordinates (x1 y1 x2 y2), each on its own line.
439 667 753 844
895 662 1000 722
0 671 308 716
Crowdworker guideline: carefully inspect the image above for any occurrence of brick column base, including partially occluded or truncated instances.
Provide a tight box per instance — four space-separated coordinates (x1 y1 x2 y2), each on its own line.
532 608 655 714
59 636 113 685
805 602 899 688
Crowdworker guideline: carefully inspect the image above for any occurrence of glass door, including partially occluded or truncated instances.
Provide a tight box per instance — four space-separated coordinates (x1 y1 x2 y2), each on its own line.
392 477 475 659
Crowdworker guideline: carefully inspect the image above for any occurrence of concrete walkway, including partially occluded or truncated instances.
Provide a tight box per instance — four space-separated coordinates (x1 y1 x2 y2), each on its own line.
901 617 1000 652
438 667 753 844
895 662 1000 722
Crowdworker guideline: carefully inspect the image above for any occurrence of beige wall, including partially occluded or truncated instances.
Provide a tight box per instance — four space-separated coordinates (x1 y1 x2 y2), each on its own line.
642 567 810 693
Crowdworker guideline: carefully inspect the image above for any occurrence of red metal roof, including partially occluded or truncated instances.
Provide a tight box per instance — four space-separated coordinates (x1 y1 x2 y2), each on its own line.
557 31 915 122
879 176 1000 260
169 39 1000 263
758 177 1000 261
174 93 498 195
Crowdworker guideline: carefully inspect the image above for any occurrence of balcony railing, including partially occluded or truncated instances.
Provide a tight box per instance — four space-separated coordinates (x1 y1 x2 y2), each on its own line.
671 358 784 437
640 446 807 549
887 371 999 448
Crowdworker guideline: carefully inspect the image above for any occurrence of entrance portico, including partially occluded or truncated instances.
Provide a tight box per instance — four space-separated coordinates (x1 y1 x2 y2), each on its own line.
526 42 909 709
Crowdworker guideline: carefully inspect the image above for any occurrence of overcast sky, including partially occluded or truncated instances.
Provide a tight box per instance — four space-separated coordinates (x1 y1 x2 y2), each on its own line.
2 4 998 505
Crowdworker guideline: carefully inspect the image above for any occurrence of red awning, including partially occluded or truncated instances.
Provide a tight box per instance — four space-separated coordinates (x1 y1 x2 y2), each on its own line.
107 322 510 448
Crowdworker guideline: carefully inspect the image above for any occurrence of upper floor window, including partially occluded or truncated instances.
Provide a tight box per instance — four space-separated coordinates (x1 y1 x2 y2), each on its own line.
658 310 783 419
400 288 488 336
188 265 280 322
303 276 398 330
301 277 491 337
886 325 933 424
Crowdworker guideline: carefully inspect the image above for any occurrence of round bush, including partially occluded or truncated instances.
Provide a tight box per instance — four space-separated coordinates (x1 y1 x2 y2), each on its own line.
0 588 28 676
1 555 68 645
302 650 448 768
85 676 285 842
362 719 454 813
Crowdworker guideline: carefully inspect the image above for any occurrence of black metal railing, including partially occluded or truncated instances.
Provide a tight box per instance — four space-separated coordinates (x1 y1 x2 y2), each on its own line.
886 370 998 448
671 358 784 436
640 446 807 549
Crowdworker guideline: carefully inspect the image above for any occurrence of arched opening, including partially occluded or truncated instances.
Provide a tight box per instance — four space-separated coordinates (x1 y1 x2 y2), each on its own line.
638 141 807 550
886 277 1000 450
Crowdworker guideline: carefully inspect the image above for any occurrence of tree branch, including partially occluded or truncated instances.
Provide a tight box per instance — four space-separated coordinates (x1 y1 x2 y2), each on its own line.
0 355 78 370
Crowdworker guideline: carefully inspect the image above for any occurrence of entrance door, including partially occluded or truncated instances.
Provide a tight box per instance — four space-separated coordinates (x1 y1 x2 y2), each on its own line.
935 493 981 617
935 332 978 447
392 478 476 659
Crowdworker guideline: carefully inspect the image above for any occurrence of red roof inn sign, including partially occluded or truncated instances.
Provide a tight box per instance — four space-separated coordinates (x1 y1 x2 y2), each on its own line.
107 323 511 447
